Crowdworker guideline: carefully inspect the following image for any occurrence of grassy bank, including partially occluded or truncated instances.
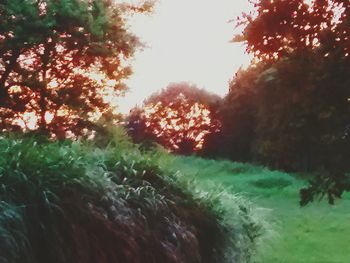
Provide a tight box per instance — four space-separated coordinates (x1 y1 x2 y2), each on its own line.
169 156 350 263
0 131 264 263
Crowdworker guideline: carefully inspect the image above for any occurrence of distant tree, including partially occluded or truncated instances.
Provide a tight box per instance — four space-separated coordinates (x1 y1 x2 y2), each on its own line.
0 0 151 138
127 83 221 155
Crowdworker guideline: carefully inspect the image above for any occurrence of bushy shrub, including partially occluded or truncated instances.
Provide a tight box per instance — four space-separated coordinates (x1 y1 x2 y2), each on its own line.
0 128 265 263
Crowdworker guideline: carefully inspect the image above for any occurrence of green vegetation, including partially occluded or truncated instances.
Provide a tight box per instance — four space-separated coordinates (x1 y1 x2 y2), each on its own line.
125 0 350 203
0 0 149 137
1 1 349 262
0 129 265 263
168 156 350 263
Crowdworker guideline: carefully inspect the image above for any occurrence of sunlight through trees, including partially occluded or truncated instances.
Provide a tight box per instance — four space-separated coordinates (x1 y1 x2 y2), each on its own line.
0 0 150 138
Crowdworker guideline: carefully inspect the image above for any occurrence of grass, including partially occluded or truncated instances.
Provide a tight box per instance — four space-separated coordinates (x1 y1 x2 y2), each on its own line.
0 130 265 263
168 156 350 263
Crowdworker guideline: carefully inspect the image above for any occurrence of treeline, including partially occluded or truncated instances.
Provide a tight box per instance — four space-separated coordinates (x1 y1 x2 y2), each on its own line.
212 53 350 173
217 0 350 204
127 0 350 204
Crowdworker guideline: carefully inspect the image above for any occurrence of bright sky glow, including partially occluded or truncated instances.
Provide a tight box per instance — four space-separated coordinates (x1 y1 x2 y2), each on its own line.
117 0 253 113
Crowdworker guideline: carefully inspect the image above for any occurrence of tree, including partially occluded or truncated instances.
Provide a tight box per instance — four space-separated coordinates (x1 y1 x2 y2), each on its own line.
232 0 350 204
218 63 269 162
236 0 350 60
127 83 221 155
0 0 151 138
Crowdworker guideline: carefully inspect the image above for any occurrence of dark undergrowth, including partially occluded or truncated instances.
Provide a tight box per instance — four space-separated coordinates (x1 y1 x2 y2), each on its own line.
0 128 265 263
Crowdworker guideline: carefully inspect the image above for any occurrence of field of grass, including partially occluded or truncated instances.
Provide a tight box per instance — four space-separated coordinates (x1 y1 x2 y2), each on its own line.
168 156 350 263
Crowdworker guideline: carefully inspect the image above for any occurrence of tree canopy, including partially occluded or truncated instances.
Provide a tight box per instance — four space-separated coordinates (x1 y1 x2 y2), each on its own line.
127 83 221 155
236 0 350 60
0 0 150 138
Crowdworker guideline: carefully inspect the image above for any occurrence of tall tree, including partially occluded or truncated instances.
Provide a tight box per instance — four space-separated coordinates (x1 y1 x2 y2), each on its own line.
0 0 150 138
231 0 350 203
218 64 269 162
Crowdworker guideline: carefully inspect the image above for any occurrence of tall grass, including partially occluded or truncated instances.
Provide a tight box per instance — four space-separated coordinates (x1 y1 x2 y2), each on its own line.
0 129 265 263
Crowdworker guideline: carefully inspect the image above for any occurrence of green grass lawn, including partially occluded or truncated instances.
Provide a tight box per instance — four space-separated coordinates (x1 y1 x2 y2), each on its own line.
169 156 350 263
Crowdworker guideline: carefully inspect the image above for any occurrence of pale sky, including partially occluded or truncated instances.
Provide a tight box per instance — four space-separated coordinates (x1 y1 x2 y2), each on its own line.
117 0 253 113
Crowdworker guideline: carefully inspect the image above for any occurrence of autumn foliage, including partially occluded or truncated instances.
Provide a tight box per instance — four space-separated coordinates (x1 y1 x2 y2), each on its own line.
127 83 221 154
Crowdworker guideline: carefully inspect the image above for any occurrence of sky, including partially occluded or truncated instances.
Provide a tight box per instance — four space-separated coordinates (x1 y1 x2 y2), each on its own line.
117 0 253 113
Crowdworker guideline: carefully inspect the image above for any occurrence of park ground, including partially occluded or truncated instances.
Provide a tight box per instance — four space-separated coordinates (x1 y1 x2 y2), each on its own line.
169 156 350 263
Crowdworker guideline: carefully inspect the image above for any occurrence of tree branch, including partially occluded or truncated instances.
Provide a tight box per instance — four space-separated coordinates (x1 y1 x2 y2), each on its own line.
0 49 20 103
